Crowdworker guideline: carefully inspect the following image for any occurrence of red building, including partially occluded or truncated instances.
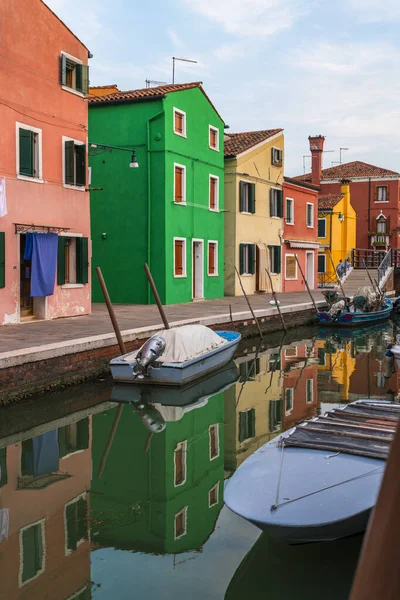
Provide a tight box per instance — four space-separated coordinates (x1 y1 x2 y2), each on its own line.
295 136 400 251
282 177 319 291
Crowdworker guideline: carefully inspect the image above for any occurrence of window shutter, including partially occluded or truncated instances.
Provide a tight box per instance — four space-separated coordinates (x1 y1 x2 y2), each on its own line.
75 144 86 186
76 237 89 284
249 244 256 274
271 148 275 164
250 184 256 213
65 140 75 185
174 240 183 275
373 187 378 202
239 181 246 212
269 189 274 216
239 244 245 274
275 246 281 274
19 129 33 176
210 178 216 210
0 232 5 289
386 186 390 202
75 63 83 92
60 54 67 86
175 167 183 202
57 236 66 285
278 190 283 218
82 65 89 94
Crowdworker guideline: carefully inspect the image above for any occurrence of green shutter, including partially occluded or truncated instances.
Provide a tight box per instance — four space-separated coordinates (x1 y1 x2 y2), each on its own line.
275 246 281 274
269 189 274 217
77 418 89 450
278 190 283 218
239 244 245 274
22 524 43 583
60 54 67 86
76 237 89 284
57 236 66 285
75 144 86 186
249 184 256 213
65 140 75 185
82 65 89 94
0 232 4 289
19 129 34 176
75 63 83 92
239 181 246 212
249 244 256 274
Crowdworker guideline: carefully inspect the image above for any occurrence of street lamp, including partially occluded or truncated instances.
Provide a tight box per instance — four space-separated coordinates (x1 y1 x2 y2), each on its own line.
89 143 139 168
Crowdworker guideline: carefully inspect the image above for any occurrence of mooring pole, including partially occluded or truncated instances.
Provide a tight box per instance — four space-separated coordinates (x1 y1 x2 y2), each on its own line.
235 266 263 339
264 268 287 332
294 255 319 316
327 249 346 299
144 263 170 329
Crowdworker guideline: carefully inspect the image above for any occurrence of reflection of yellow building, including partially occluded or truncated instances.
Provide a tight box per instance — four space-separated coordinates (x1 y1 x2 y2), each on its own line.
224 352 282 473
318 181 356 281
224 129 284 296
316 339 356 401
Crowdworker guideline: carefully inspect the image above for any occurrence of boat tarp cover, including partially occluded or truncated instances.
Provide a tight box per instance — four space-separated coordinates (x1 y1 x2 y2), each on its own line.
159 325 227 363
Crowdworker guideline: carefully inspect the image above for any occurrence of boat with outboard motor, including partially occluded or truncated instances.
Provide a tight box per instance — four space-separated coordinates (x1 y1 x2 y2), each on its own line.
318 287 392 327
225 399 400 544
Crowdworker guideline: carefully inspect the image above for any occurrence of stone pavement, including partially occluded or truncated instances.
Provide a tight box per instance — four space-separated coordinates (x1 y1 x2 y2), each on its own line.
0 290 325 354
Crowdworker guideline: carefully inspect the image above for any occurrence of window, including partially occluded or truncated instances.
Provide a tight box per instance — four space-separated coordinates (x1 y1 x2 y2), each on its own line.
271 147 283 167
61 52 89 94
66 586 91 600
268 245 281 274
208 241 218 276
0 232 4 289
318 348 326 366
270 188 283 217
306 379 313 403
58 418 89 458
63 138 86 187
209 424 220 460
209 176 219 211
268 353 281 373
318 254 326 273
20 520 45 585
239 359 260 382
375 186 388 202
239 181 255 213
238 409 255 443
285 255 297 280
174 506 188 539
174 441 187 486
209 126 219 151
286 198 294 224
376 373 386 388
285 388 294 414
377 219 387 233
58 236 89 286
65 494 88 554
269 400 282 433
174 238 186 277
318 218 326 238
17 123 42 181
285 347 297 358
239 243 255 275
306 203 314 227
208 482 220 507
174 164 186 203
173 108 186 137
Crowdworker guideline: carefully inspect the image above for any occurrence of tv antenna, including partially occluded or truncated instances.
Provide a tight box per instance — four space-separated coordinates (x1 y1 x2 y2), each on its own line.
145 79 167 88
172 56 197 84
331 148 349 166
303 150 335 174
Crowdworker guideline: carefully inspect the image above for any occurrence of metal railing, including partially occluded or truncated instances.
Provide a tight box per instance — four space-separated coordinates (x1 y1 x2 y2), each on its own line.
378 248 392 288
318 272 338 288
353 248 386 269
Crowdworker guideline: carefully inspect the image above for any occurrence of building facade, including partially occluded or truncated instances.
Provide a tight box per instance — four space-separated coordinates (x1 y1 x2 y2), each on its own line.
282 177 319 291
89 82 225 305
0 0 91 325
224 129 284 296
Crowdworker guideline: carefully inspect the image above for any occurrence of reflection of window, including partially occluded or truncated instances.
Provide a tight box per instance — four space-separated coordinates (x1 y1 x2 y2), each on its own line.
285 347 297 358
318 348 326 365
20 520 45 585
268 354 281 372
239 409 255 443
376 373 386 388
239 359 260 381
208 482 220 507
209 425 220 460
66 586 91 600
65 494 88 554
174 441 187 487
174 506 188 539
269 399 282 433
306 379 313 403
58 418 89 458
285 388 294 414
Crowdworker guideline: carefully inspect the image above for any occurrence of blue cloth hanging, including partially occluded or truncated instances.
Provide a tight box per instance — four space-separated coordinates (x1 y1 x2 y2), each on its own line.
24 232 34 260
31 430 59 476
30 233 58 297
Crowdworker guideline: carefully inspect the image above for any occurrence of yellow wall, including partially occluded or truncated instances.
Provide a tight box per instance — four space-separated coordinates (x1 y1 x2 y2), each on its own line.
224 133 284 295
316 338 356 401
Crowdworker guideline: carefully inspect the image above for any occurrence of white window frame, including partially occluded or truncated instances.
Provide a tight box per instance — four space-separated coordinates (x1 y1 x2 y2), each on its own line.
209 175 219 212
207 240 218 276
318 217 327 238
286 197 294 225
173 163 187 205
285 388 294 415
270 187 282 219
376 186 388 203
173 237 187 278
173 108 186 138
61 51 85 98
318 254 326 273
209 424 220 461
285 253 298 280
240 242 254 276
306 379 314 403
239 179 254 215
59 231 84 289
66 587 90 600
16 122 43 184
208 482 220 507
64 493 87 556
269 244 280 275
174 440 187 487
271 146 283 167
19 518 46 587
174 506 188 540
285 346 298 358
306 202 314 228
209 125 219 151
62 136 86 191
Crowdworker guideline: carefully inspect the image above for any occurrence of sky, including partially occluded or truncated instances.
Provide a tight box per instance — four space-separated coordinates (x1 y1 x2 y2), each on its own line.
45 0 400 176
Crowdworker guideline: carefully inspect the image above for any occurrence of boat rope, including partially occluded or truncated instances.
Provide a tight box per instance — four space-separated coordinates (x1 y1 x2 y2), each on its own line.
271 442 286 510
270 465 384 511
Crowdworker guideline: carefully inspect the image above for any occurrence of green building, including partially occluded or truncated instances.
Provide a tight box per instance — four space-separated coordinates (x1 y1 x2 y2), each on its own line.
89 82 225 305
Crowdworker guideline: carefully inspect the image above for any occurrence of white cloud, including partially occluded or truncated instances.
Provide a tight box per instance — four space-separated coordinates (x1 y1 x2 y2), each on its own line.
350 0 400 22
168 29 184 48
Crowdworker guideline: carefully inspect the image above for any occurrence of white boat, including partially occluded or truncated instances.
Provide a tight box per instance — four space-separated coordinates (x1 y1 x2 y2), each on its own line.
109 324 241 386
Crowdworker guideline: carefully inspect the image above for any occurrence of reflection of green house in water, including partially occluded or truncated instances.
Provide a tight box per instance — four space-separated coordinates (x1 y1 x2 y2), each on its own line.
91 395 225 555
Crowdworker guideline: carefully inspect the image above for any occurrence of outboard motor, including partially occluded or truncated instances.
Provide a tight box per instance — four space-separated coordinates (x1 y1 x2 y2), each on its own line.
132 334 166 379
383 344 395 379
134 402 166 433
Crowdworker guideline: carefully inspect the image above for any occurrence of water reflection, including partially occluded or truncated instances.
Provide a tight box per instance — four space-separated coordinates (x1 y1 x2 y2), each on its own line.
0 323 398 599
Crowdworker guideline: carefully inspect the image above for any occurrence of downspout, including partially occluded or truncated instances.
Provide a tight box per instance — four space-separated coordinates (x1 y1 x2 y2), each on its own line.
368 177 371 249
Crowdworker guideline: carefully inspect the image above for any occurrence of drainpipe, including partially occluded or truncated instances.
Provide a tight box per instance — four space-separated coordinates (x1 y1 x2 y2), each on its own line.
146 103 165 303
368 177 371 249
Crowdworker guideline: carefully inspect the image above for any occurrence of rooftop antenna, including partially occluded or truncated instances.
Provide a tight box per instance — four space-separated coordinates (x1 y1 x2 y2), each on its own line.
303 150 335 174
340 147 349 164
172 56 197 84
145 79 167 88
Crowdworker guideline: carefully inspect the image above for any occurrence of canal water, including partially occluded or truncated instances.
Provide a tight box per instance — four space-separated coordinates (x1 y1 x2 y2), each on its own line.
0 322 396 600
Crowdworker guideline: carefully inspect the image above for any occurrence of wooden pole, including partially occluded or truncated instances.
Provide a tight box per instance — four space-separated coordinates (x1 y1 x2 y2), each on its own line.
229 304 235 329
349 420 400 600
264 268 287 332
144 263 170 329
327 249 346 298
96 266 126 355
235 266 263 339
97 405 123 478
293 255 319 316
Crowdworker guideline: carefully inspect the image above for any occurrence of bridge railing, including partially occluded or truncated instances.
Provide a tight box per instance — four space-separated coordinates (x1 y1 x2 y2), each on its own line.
353 248 386 269
378 249 392 288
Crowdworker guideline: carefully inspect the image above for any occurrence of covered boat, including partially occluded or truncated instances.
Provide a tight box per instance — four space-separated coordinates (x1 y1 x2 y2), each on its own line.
109 324 241 386
318 286 392 327
225 400 400 544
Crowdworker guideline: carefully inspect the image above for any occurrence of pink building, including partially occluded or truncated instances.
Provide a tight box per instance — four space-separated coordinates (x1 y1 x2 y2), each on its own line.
282 177 319 291
0 0 91 324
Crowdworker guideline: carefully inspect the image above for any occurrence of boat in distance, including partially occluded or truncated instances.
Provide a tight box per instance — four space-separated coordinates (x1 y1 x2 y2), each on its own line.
318 297 392 327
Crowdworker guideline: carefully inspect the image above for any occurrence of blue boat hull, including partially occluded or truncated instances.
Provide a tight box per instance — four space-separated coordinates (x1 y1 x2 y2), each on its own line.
318 298 392 327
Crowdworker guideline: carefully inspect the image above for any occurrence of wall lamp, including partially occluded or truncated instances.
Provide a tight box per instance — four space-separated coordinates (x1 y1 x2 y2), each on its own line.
89 143 139 168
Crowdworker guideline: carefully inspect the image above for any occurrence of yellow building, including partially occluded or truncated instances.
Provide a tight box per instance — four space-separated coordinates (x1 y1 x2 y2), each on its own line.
224 129 284 295
316 338 356 402
317 180 356 283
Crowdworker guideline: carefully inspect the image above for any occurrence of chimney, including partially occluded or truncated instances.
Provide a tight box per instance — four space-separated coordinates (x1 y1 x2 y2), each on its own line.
308 135 325 186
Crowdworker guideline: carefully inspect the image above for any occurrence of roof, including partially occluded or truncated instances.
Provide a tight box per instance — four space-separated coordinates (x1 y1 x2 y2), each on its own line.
283 176 319 191
318 194 343 210
41 1 90 52
224 129 283 158
90 84 119 90
295 161 399 183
